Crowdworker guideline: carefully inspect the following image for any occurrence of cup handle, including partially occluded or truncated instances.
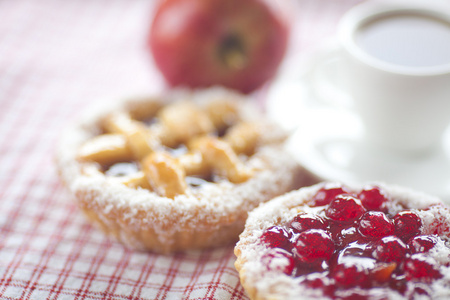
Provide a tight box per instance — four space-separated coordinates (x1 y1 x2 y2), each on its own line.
308 43 353 110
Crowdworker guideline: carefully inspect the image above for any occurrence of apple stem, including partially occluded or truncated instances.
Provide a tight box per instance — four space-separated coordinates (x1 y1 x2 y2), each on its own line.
219 35 247 70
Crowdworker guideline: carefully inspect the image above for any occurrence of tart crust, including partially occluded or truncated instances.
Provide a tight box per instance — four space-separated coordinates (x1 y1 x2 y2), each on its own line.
56 87 310 253
234 182 450 300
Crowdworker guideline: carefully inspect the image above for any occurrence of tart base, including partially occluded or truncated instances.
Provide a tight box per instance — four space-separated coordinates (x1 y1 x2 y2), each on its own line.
234 182 450 299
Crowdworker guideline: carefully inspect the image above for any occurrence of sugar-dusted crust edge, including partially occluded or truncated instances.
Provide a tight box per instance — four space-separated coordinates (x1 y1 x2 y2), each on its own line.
55 87 314 253
234 185 321 300
234 182 450 300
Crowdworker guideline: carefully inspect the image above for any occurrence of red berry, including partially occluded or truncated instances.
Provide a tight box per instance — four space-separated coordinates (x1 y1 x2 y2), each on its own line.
358 186 389 212
260 226 292 250
300 273 335 297
257 185 448 297
325 195 366 223
261 248 296 275
393 211 422 241
372 236 408 263
404 254 442 282
293 229 335 265
408 235 438 253
332 262 370 288
289 213 328 233
309 183 352 207
358 211 394 239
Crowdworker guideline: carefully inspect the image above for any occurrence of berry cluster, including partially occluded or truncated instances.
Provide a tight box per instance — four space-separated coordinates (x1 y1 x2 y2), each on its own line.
259 184 446 299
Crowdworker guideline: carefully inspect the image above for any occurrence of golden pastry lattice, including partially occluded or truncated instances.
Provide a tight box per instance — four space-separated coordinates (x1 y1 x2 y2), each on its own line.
77 99 261 198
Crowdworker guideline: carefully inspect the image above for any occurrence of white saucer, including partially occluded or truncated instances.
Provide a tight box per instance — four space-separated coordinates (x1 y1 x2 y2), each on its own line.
266 43 450 202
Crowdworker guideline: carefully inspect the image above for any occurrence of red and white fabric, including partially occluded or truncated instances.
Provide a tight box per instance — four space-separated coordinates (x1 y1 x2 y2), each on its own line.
0 0 362 299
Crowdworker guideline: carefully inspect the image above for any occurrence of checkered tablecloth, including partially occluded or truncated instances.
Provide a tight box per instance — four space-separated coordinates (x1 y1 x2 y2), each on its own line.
0 0 361 299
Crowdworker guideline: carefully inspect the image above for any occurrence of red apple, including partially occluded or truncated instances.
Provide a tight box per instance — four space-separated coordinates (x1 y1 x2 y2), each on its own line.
148 0 290 94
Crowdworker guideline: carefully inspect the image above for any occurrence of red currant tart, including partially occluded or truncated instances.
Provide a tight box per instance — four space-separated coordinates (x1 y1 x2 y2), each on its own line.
234 182 450 299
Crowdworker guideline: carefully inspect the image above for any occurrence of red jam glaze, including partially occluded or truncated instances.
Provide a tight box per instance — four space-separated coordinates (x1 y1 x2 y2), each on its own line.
333 225 364 249
259 184 447 299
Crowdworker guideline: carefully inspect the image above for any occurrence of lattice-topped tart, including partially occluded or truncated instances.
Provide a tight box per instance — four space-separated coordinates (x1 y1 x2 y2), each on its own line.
235 182 450 299
56 88 305 253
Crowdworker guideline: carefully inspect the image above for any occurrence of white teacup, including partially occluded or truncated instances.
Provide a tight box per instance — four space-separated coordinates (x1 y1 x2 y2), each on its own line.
325 0 450 156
